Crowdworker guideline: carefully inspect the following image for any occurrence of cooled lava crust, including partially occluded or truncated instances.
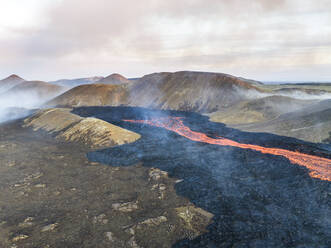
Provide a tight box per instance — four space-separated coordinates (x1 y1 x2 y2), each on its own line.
73 106 331 248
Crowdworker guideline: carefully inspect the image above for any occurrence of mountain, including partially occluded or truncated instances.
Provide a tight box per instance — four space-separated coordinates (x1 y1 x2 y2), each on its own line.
208 95 317 124
49 76 104 88
95 73 130 84
0 74 25 94
3 81 66 98
0 81 67 111
127 71 264 112
232 99 331 144
273 87 331 99
0 80 68 123
42 70 331 144
47 84 128 107
48 71 263 111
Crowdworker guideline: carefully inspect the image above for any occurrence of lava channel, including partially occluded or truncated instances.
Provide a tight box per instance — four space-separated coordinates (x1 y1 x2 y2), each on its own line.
123 117 331 182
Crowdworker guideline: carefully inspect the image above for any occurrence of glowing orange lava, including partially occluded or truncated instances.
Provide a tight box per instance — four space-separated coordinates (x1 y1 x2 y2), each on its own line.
123 117 331 181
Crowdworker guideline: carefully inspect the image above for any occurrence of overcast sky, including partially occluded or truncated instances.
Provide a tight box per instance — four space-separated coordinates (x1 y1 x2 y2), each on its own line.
0 0 330 82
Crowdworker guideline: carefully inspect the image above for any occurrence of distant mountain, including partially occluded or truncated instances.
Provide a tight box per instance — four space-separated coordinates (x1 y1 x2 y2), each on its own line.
4 81 66 98
208 95 316 124
47 84 128 107
232 99 331 144
96 73 130 84
128 71 264 112
264 81 331 86
1 74 24 83
48 71 264 111
0 81 67 110
49 76 104 87
0 74 25 94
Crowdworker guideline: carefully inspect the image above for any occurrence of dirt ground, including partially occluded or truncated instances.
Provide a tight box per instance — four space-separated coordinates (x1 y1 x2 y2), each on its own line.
0 120 211 248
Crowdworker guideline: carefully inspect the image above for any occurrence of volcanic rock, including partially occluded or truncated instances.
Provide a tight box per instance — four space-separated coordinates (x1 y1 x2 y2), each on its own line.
41 223 58 232
12 234 29 242
23 108 140 148
112 201 139 212
175 206 214 238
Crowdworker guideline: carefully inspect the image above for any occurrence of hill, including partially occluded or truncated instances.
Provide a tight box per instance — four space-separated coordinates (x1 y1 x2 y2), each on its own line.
24 108 140 148
50 76 103 87
47 84 128 107
128 71 264 112
273 87 331 99
0 80 67 123
48 71 263 111
232 99 331 143
96 73 130 84
208 95 316 124
0 74 25 94
3 81 66 99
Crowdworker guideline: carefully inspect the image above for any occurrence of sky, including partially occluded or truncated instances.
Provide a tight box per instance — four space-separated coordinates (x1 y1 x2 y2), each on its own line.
0 0 331 82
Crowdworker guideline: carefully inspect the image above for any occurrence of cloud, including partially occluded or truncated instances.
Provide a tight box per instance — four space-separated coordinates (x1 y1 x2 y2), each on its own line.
0 0 330 81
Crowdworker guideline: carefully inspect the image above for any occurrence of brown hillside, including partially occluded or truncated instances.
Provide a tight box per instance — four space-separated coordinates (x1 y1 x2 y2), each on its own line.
0 74 25 93
4 81 66 98
24 108 140 148
96 73 130 84
48 84 128 107
232 99 331 144
128 71 264 112
209 95 316 124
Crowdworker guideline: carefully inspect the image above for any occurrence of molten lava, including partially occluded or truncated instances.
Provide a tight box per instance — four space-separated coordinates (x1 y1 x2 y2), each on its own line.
123 117 331 181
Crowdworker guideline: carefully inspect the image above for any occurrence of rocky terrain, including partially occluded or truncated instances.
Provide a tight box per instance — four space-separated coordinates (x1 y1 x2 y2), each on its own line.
0 71 330 247
74 106 331 248
0 119 212 248
45 71 331 143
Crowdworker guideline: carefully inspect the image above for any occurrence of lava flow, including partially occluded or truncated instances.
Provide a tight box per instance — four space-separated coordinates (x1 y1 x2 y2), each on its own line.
123 117 331 181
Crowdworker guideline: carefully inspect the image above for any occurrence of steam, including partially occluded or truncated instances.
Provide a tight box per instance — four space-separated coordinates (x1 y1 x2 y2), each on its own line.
273 90 331 100
234 86 331 100
0 87 66 123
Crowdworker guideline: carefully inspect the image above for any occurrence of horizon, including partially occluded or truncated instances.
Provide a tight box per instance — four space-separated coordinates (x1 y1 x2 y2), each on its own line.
1 71 331 84
1 0 331 82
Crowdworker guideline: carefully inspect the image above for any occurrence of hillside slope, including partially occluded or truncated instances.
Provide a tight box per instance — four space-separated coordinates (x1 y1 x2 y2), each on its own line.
128 71 264 112
232 99 331 143
209 95 316 124
96 73 130 84
0 74 25 94
24 108 140 148
49 71 262 111
47 84 128 107
4 81 66 98
50 76 103 87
